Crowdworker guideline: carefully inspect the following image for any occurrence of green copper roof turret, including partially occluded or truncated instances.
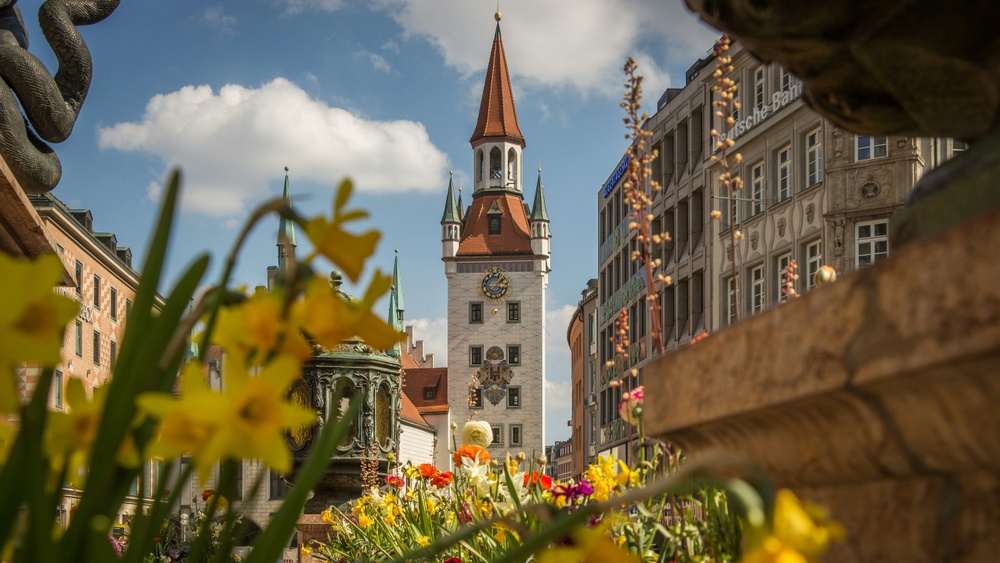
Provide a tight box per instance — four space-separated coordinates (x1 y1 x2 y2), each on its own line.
441 172 460 223
277 167 297 275
530 169 549 221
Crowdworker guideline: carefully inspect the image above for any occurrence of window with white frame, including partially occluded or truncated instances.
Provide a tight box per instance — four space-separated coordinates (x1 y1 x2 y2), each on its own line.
777 253 792 303
751 265 765 314
780 67 793 92
856 220 889 267
806 128 823 186
806 240 822 290
856 136 887 161
727 276 738 325
731 80 741 123
751 161 764 215
729 185 740 226
753 66 766 111
777 146 792 200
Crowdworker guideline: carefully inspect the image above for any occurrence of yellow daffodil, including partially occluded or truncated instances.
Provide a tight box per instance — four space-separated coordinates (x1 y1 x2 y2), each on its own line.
321 507 335 524
304 179 381 283
198 356 316 475
357 514 373 528
415 535 430 548
45 379 109 487
212 288 311 365
0 254 79 412
536 522 641 563
743 489 844 563
294 273 402 351
425 498 438 515
137 363 221 482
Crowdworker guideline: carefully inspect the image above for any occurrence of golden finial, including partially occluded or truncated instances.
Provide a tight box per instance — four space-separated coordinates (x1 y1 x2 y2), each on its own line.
495 0 501 21
449 169 453 176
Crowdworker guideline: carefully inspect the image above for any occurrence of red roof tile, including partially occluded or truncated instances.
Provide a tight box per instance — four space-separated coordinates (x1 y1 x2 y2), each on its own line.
399 391 430 428
401 347 420 370
402 367 448 412
457 193 532 256
470 26 524 147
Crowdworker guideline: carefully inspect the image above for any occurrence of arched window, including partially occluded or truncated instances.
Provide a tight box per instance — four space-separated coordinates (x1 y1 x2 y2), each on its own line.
376 382 393 448
334 379 357 448
490 147 502 180
477 149 484 181
507 148 518 182
489 216 501 234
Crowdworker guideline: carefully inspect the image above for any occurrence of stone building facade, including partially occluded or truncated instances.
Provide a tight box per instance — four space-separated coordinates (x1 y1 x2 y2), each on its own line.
569 279 598 479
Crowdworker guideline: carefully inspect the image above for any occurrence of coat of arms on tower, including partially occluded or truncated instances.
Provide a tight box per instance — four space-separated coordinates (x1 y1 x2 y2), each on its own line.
475 346 514 406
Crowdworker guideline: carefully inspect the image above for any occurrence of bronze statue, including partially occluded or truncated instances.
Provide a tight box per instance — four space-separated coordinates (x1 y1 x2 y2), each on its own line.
0 0 120 194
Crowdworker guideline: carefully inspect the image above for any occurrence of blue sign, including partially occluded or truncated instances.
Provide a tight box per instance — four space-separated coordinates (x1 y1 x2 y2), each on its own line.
602 155 631 198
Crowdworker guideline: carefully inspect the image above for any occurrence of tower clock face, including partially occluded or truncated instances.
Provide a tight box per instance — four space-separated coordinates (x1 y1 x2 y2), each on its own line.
480 268 509 301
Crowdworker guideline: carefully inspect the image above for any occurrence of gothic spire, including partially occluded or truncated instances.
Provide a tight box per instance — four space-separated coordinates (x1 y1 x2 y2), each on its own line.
469 14 525 148
277 166 296 275
441 171 460 223
530 167 549 221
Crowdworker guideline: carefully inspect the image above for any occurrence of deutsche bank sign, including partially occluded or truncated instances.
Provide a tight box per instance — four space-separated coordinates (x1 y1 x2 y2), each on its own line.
602 155 631 198
718 81 803 146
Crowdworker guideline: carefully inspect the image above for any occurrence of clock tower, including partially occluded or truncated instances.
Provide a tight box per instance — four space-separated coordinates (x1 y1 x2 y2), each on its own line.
441 11 550 460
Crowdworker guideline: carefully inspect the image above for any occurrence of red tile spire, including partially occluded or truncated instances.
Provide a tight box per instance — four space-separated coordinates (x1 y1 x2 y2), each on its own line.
470 15 525 148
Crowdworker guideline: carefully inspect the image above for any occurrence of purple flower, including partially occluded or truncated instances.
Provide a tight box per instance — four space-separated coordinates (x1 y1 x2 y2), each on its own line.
551 480 595 503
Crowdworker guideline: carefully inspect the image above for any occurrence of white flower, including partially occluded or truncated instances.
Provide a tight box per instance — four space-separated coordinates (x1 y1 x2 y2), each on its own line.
461 420 492 448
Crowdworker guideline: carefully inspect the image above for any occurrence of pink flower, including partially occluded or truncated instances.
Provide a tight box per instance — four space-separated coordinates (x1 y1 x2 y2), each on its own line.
618 386 644 425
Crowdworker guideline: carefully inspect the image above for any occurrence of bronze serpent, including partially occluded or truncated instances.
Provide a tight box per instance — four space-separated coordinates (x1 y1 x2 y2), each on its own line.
0 0 120 194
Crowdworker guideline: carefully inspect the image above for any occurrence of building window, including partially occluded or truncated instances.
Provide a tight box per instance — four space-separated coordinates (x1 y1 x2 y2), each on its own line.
470 345 483 366
507 386 521 409
806 240 822 290
777 146 792 200
125 299 132 321
751 265 765 314
234 462 244 501
75 261 82 296
489 216 501 235
269 468 288 500
469 386 483 409
731 80 741 123
856 136 887 161
490 425 503 447
806 127 822 186
777 253 792 303
75 321 83 356
729 184 740 226
53 370 63 409
751 162 764 215
753 66 766 111
423 387 436 400
507 345 520 365
856 220 889 267
469 302 483 324
510 424 523 447
780 67 793 92
93 275 101 309
507 301 520 323
110 288 118 321
93 330 101 366
110 340 117 371
726 276 738 325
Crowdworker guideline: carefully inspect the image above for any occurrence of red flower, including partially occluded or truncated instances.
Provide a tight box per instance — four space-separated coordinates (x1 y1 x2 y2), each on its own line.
385 475 405 487
431 471 454 488
443 558 461 563
201 488 215 501
418 463 439 478
523 472 553 491
452 445 490 465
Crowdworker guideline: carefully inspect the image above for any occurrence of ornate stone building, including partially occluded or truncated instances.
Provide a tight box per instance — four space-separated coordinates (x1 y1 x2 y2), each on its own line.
442 13 550 460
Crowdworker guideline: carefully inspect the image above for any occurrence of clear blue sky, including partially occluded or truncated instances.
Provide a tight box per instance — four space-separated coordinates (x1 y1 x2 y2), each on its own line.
24 0 718 445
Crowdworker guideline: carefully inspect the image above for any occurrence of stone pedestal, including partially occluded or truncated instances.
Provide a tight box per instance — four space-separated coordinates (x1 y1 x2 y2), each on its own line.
644 207 1000 561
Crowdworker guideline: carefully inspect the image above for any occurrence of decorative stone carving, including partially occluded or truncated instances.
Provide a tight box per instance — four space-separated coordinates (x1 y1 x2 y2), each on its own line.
805 203 815 223
0 0 121 194
725 244 732 261
860 182 880 198
777 217 786 237
750 230 759 250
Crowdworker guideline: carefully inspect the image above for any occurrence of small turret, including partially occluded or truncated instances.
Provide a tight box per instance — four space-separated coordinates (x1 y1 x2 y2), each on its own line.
530 168 551 273
441 172 461 270
277 166 296 276
388 250 404 357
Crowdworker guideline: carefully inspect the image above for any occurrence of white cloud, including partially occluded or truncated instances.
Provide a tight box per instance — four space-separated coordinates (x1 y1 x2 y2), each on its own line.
145 180 162 202
380 39 400 53
374 0 718 97
199 5 237 37
279 0 343 15
356 51 391 73
406 317 449 367
545 378 571 411
545 303 577 360
97 78 449 217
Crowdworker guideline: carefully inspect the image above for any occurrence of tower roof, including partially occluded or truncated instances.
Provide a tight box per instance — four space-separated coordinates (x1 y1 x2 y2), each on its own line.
530 168 549 222
441 172 460 224
278 167 296 247
456 192 532 256
389 249 404 321
469 22 525 148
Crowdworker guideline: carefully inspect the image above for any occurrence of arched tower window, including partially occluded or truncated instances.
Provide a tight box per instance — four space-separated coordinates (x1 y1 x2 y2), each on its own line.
507 148 518 182
477 149 484 181
376 382 393 448
490 147 502 180
489 217 501 234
